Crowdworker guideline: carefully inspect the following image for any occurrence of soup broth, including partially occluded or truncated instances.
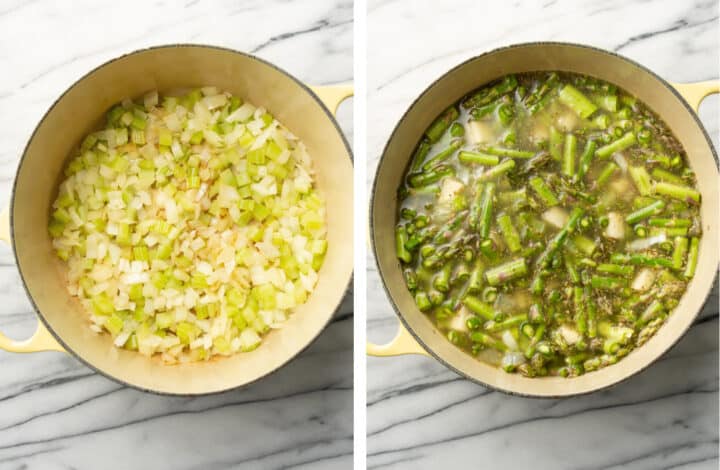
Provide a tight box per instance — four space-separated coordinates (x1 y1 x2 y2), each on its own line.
395 72 702 377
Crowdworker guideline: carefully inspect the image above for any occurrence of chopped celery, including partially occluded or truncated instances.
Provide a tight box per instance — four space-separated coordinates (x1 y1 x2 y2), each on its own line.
104 314 124 336
190 131 204 145
176 322 197 344
158 129 173 147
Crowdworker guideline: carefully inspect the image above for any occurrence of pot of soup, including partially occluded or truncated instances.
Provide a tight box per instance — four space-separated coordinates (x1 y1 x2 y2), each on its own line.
368 42 718 397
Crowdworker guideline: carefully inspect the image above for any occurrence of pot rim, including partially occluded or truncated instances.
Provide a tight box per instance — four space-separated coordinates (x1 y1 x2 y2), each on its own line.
10 43 353 396
370 40 718 398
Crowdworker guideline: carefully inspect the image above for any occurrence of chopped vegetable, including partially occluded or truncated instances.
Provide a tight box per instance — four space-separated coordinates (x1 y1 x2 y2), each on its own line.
50 88 327 363
396 72 702 378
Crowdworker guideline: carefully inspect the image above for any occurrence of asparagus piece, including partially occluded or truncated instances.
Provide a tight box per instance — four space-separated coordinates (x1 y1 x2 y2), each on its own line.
403 268 417 291
596 161 618 188
463 295 496 321
497 188 529 211
422 139 463 170
431 211 467 244
651 167 684 185
648 217 691 228
597 263 634 276
586 287 597 338
591 275 626 289
558 84 598 118
458 150 500 166
467 261 484 293
520 151 553 176
654 181 701 204
628 166 652 196
525 72 559 114
396 226 412 263
573 286 587 334
433 263 452 292
497 213 521 253
415 292 431 311
595 132 636 158
484 146 535 159
410 140 431 171
485 258 528 286
479 239 497 261
535 207 584 271
565 255 581 284
485 313 528 332
470 331 508 352
478 183 495 238
425 106 460 143
593 94 618 112
497 103 514 126
450 122 465 137
528 176 559 206
639 299 665 325
482 286 499 303
478 159 516 181
408 165 454 188
562 133 577 177
684 237 699 278
572 235 597 256
611 253 674 269
577 139 597 180
524 324 546 358
464 75 518 109
428 290 445 306
471 101 500 120
530 273 545 295
468 183 485 231
549 126 563 161
671 236 688 270
625 200 664 224
590 114 611 129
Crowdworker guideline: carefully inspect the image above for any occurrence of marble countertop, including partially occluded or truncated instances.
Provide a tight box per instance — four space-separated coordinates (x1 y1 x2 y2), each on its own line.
367 0 718 468
0 1 353 469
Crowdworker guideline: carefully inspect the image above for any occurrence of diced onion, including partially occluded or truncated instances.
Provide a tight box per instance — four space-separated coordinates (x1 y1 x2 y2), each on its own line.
501 330 519 351
613 152 628 174
501 352 526 369
631 268 656 291
542 207 569 229
626 233 666 252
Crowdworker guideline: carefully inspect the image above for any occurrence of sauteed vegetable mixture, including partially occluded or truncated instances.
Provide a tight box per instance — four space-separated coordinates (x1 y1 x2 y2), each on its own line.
396 73 702 377
50 88 327 363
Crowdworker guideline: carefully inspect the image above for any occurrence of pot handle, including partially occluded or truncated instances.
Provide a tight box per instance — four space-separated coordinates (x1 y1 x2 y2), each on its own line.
670 80 720 112
0 206 64 353
309 83 353 115
367 322 429 357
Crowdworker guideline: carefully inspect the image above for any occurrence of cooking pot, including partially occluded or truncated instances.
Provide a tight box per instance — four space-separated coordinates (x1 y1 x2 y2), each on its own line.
0 44 353 395
368 42 718 397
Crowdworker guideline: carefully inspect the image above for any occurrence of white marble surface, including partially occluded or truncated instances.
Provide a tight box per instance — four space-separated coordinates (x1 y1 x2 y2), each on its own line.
0 1 353 469
367 0 718 468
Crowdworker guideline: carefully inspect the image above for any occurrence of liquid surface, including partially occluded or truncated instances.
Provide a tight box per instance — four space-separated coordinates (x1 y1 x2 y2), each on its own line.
396 72 702 377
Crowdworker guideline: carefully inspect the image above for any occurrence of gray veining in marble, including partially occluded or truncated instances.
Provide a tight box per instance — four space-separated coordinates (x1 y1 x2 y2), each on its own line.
367 0 718 468
0 1 353 469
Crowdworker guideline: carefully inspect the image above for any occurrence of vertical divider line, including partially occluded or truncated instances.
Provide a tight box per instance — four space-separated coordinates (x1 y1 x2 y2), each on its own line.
353 0 368 468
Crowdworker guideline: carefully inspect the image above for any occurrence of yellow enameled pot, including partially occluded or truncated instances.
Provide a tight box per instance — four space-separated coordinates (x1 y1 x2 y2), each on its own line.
0 45 353 395
368 42 718 398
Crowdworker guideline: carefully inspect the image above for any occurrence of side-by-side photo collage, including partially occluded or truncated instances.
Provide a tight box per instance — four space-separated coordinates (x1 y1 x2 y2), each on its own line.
0 0 717 468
